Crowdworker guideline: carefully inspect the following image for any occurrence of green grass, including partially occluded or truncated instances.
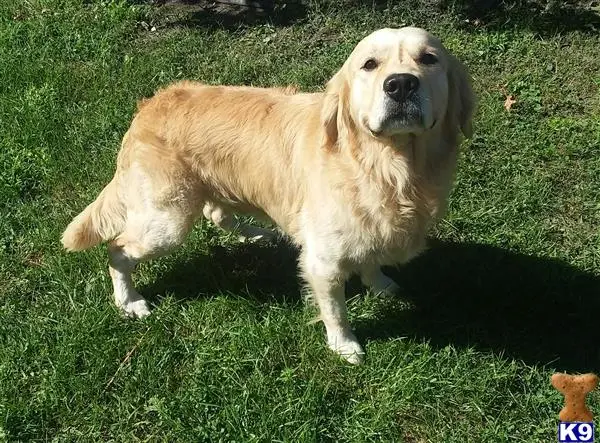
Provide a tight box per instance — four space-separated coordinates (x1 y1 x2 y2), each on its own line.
1 0 600 440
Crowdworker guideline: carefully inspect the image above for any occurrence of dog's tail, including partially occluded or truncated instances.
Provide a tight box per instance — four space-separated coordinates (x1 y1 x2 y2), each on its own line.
61 179 125 252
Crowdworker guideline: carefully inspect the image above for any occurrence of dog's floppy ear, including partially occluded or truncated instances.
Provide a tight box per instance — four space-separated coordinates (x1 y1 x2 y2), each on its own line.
447 54 475 138
321 67 347 149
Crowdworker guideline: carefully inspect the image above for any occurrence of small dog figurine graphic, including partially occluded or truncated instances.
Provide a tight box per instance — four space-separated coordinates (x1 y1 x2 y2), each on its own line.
551 372 598 422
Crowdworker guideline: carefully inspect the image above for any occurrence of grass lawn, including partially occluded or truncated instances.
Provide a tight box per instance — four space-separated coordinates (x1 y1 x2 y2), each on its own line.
2 0 600 440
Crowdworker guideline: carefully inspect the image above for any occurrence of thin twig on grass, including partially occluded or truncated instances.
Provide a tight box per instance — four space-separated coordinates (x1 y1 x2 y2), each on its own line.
103 328 149 393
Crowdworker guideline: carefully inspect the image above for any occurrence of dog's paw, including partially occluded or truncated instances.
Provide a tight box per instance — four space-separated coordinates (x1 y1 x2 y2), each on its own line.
361 269 401 296
328 333 365 365
238 232 276 244
369 273 401 296
237 224 277 244
120 299 151 319
374 279 401 296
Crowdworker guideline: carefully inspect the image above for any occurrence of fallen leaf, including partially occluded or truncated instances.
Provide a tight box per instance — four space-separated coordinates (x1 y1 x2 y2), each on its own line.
504 94 517 111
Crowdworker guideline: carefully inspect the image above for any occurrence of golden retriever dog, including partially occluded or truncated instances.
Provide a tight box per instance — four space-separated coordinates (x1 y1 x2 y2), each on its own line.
62 27 474 364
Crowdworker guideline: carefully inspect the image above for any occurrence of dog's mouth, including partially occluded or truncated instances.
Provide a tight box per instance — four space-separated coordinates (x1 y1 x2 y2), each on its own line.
367 109 426 137
384 112 423 130
366 92 440 137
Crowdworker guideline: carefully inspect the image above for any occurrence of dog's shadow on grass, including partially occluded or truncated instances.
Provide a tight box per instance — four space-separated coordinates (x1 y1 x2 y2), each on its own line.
145 238 600 372
143 239 303 305
360 240 600 373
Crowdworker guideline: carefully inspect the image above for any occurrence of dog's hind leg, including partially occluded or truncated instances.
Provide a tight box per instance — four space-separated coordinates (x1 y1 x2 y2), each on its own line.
202 202 276 243
108 206 195 318
108 241 150 318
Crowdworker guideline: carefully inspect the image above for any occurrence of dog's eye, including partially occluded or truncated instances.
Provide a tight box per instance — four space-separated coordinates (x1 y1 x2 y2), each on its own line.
362 58 378 71
418 53 438 65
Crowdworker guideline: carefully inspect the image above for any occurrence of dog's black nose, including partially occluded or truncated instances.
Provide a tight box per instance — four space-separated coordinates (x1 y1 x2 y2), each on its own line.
383 73 420 101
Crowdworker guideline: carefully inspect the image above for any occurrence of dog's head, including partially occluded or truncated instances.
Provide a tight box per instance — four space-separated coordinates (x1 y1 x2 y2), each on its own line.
322 27 474 147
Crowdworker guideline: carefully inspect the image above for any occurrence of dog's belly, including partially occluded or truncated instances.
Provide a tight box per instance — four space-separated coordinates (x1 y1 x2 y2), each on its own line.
202 188 301 237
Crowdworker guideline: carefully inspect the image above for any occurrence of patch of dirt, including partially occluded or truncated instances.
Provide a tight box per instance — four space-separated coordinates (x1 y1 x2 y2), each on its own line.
141 0 307 31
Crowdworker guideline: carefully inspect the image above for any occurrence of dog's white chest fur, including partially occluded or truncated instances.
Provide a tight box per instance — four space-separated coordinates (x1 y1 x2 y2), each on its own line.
299 153 438 276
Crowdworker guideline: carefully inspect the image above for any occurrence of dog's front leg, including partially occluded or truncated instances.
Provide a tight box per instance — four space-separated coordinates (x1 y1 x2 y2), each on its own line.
301 253 364 364
360 264 401 296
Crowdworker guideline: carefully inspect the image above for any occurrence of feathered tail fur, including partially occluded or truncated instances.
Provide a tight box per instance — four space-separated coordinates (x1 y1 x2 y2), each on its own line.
61 179 125 251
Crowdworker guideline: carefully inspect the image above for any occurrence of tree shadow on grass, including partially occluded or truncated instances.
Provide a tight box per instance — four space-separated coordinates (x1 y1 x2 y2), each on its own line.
324 0 599 35
129 0 308 30
143 238 600 372
449 0 599 35
141 0 600 35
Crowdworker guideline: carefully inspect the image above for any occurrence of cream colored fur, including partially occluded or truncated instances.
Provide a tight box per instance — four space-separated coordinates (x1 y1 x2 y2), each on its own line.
62 27 474 364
